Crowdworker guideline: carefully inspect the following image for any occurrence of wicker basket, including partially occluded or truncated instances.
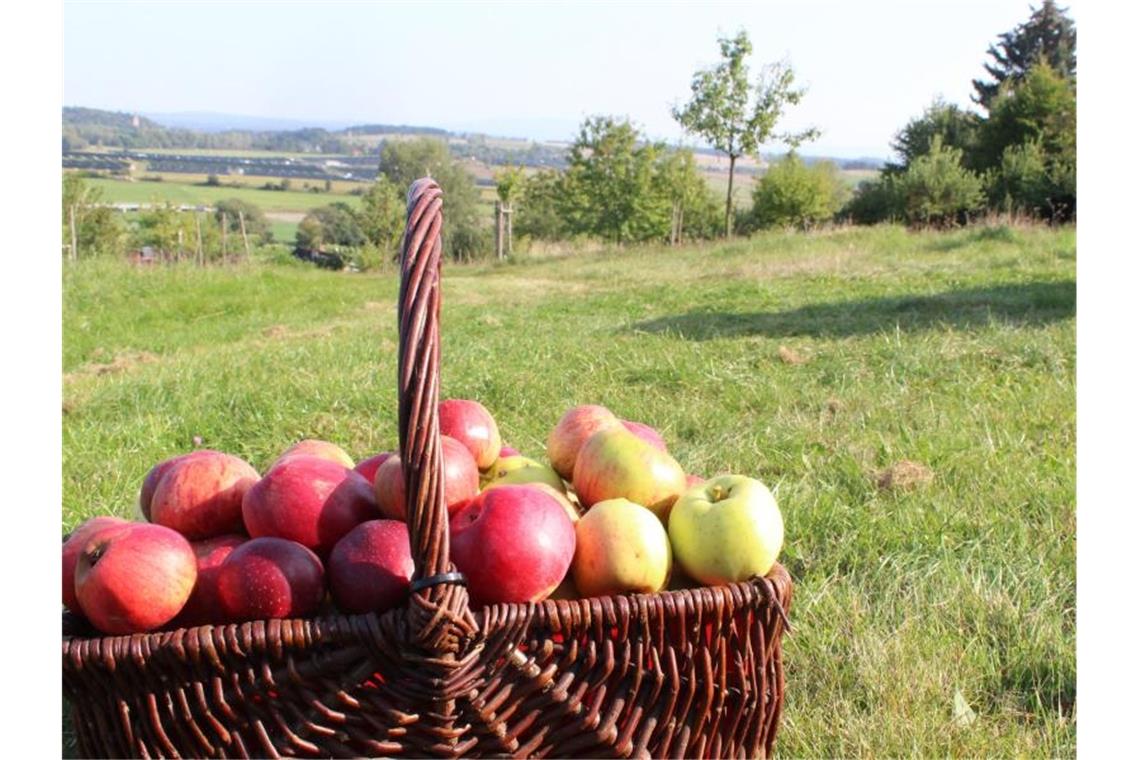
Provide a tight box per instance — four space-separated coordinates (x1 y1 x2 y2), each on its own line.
62 178 793 759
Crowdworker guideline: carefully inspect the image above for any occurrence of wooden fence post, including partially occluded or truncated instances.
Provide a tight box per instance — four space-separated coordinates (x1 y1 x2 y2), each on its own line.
195 214 204 267
494 201 504 260
238 210 251 262
69 205 79 261
504 202 513 257
221 212 228 259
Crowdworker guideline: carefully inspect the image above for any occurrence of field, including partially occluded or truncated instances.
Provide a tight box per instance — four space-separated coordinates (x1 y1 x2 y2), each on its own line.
62 224 1075 756
86 177 362 213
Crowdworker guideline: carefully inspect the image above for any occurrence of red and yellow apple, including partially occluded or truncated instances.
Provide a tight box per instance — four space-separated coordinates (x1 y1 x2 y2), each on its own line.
668 475 784 584
439 399 502 470
572 498 671 597
449 485 576 605
62 516 129 612
216 537 325 621
150 452 259 539
547 404 621 480
74 523 198 634
327 520 414 614
621 420 668 452
482 455 566 493
374 435 479 520
272 439 355 470
138 450 219 520
572 426 687 521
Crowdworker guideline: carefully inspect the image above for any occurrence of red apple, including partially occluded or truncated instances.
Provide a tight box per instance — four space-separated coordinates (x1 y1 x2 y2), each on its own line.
499 445 520 458
216 537 325 621
242 455 377 556
272 439 354 470
150 452 259 539
138 450 219 520
62 516 129 612
686 474 706 489
353 451 393 485
547 405 621 480
327 520 414 614
439 399 502 470
374 435 479 520
621 420 668 452
171 534 247 627
450 484 576 605
572 426 687 522
75 523 198 634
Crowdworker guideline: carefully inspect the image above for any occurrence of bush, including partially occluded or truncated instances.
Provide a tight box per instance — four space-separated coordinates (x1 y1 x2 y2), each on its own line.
215 198 272 244
841 178 902 225
987 140 1051 217
749 153 848 230
296 203 365 250
893 136 986 227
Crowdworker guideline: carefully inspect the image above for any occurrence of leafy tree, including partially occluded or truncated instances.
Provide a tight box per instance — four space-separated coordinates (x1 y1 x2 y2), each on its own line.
894 136 986 227
214 198 272 244
972 0 1076 110
378 138 488 260
295 203 365 250
976 62 1075 169
355 175 404 254
62 173 123 258
886 99 981 174
494 165 525 205
652 149 716 243
672 30 818 237
515 169 569 242
750 153 848 230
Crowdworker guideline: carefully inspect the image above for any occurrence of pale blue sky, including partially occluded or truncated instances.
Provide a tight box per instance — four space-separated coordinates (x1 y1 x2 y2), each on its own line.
63 0 1077 159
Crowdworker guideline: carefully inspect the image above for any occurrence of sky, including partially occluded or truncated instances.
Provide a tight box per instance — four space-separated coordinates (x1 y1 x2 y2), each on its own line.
63 0 1078 160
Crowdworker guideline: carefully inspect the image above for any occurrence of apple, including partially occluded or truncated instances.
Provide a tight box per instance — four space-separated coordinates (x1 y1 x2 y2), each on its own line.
374 435 479 520
546 404 621 480
74 523 198 634
62 516 129 612
499 445 520 458
150 452 259 539
572 426 687 521
450 485 576 605
216 537 325 621
272 439 354 470
327 520 414 614
686 474 706 489
439 399 502 470
668 475 784 585
171 534 247 627
483 455 566 493
138 450 219 520
484 481 580 524
572 498 671 597
242 455 376 556
353 451 393 485
621 420 668 452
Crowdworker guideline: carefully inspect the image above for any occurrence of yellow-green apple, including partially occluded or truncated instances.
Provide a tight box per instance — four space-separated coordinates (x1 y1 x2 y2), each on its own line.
272 439 355 470
547 404 621 480
216 537 325 621
449 485 576 605
139 450 219 520
62 516 129 612
439 399 502 470
621 420 667 452
483 456 567 493
150 452 259 539
571 498 671 597
353 451 393 485
668 475 784 584
242 455 377 556
374 435 479 520
171 534 247 627
572 426 687 521
74 523 198 634
327 520 414 614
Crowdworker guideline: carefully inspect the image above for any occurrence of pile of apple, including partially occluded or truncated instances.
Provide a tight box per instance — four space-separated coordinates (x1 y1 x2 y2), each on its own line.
62 400 784 635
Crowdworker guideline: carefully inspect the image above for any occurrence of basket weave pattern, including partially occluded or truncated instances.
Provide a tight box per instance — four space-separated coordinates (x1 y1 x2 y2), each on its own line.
62 178 792 758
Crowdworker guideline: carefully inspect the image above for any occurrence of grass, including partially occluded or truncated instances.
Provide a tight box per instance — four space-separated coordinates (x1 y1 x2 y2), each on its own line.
62 223 1075 757
87 176 361 213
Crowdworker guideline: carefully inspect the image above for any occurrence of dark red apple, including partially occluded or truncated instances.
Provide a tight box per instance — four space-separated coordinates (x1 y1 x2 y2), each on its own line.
374 435 479 520
62 516 129 612
353 451 393 485
327 520 414 614
621 420 668 452
75 523 198 634
216 537 325 621
546 405 621 480
272 439 355 470
439 399 502 470
150 452 259 539
449 485 576 605
138 450 219 520
171 534 246 627
242 455 376 556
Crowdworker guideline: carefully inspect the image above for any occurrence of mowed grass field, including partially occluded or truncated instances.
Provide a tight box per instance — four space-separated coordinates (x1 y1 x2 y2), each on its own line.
86 176 362 213
62 224 1075 757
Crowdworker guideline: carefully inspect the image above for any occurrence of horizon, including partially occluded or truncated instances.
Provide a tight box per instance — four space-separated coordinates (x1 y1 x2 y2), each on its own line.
63 1 1075 161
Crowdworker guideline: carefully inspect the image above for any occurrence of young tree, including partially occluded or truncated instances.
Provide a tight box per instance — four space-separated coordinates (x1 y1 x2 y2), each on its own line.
750 153 848 231
494 165 525 257
672 30 818 237
894 136 986 227
62 173 122 258
515 169 568 242
652 149 712 244
354 175 404 253
886 99 981 174
972 0 1076 111
295 203 365 250
215 198 272 244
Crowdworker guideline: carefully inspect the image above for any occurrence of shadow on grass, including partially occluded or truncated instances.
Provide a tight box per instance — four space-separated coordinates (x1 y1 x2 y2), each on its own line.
630 280 1075 340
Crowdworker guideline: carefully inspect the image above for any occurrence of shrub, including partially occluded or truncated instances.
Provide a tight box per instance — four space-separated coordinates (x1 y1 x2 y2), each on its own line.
841 178 902 225
750 153 848 230
893 136 986 227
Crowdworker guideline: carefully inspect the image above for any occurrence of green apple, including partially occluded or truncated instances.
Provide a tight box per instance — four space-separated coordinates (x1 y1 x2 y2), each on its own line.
483 456 567 493
668 475 784 585
572 498 671 597
572 426 687 521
